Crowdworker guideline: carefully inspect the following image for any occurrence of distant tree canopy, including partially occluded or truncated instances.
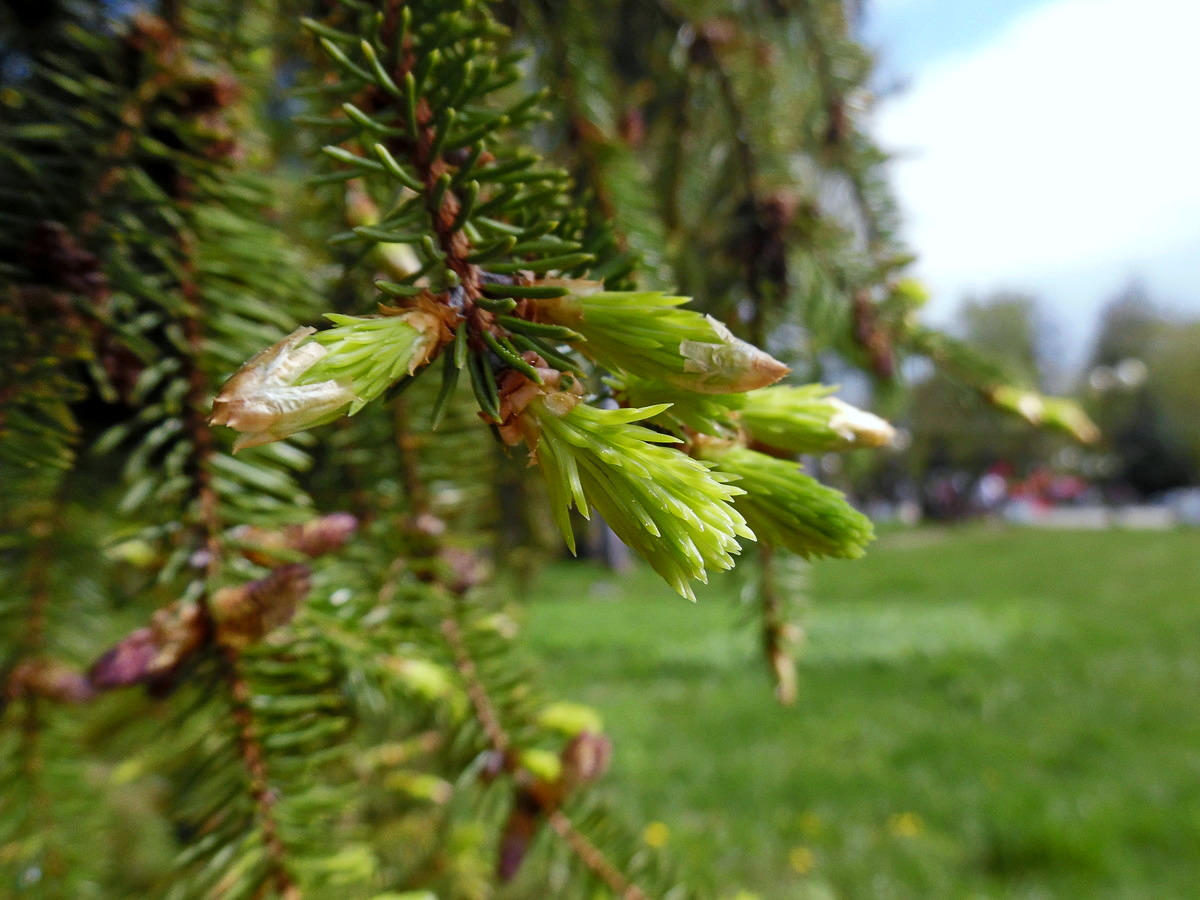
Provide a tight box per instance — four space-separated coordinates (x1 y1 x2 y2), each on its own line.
1089 282 1165 368
958 292 1053 390
1085 283 1198 496
903 292 1062 481
900 281 1199 500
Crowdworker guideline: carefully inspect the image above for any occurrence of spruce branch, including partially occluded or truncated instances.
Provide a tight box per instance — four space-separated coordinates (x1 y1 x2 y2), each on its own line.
606 373 746 437
220 645 302 900
852 287 898 380
7 6 373 893
908 327 1100 443
4 500 66 881
374 407 661 896
761 549 796 705
0 2 950 893
173 190 303 899
290 1 603 436
795 0 895 253
659 5 788 341
526 4 669 286
441 616 510 757
441 610 653 895
146 129 303 900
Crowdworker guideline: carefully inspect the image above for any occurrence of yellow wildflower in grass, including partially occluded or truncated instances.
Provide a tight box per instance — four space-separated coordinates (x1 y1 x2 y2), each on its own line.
789 845 815 874
887 811 924 838
642 821 671 848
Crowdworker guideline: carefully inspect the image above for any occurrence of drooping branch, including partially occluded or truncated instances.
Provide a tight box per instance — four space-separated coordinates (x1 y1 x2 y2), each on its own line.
222 647 302 900
440 611 652 894
758 544 798 705
371 7 483 299
440 615 510 756
11 502 66 882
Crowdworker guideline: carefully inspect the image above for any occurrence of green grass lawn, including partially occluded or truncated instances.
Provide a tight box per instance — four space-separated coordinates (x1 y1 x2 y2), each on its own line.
523 526 1200 899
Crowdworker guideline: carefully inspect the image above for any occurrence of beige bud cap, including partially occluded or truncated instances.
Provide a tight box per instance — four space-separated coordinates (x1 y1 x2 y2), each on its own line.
672 317 789 394
210 327 357 451
826 398 897 448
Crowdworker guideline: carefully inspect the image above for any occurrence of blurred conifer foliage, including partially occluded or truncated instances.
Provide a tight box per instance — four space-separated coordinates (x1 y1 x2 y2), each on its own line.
0 0 1096 895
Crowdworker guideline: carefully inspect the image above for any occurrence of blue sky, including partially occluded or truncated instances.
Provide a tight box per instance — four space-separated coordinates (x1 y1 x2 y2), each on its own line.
863 0 1051 79
864 0 1200 363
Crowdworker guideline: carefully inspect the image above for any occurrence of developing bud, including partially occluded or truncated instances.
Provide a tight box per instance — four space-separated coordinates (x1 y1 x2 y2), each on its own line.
5 659 95 704
211 309 446 450
827 398 896 447
607 373 744 436
987 385 1045 425
384 656 458 703
345 181 422 279
89 601 207 691
385 771 454 805
303 308 446 413
676 316 791 393
536 701 604 737
985 387 1098 443
535 288 788 393
1040 397 1100 444
695 440 874 560
210 327 357 451
740 385 895 454
559 731 612 786
211 563 312 650
523 395 754 600
230 512 359 565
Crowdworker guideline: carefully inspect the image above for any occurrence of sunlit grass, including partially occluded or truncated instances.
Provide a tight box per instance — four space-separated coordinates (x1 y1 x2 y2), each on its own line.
525 526 1200 898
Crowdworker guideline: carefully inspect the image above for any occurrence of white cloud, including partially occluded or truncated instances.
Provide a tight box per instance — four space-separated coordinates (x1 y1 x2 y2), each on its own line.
875 0 1200 322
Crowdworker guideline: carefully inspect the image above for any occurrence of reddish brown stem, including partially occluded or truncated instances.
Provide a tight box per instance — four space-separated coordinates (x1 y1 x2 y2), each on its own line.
547 810 650 900
220 647 300 900
441 615 651 899
370 6 487 312
440 616 509 755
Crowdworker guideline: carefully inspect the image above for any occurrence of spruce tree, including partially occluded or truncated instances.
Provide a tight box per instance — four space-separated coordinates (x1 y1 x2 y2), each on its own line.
0 0 1096 896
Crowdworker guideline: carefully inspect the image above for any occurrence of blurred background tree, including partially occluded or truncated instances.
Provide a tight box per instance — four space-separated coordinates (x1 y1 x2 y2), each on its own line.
1083 283 1198 497
902 292 1066 514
